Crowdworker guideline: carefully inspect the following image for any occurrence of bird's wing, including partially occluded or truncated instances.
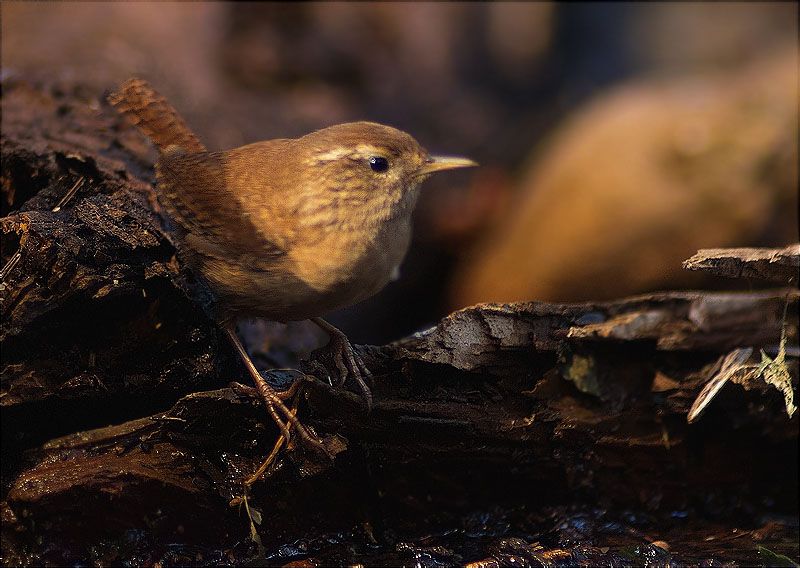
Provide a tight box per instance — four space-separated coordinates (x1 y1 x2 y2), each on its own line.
155 141 292 265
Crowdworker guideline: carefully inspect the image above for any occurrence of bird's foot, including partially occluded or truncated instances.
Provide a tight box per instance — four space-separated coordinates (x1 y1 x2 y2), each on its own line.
223 324 330 468
309 317 373 410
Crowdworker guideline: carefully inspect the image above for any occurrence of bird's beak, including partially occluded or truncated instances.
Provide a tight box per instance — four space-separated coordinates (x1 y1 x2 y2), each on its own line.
417 155 478 176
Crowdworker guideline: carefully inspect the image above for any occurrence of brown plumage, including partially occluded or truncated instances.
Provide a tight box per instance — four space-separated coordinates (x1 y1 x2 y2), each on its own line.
109 78 476 460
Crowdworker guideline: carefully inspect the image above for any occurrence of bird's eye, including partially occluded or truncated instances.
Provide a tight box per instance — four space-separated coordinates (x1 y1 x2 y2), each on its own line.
368 156 389 173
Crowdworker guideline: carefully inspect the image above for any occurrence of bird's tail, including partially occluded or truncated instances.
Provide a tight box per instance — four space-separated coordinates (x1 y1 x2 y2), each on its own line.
108 78 206 154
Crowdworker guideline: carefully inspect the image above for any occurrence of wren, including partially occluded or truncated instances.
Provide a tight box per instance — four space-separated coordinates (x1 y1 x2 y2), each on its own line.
108 78 476 454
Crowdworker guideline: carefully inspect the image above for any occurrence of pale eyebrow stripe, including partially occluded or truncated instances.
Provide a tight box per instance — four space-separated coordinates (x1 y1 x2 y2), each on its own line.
313 147 352 161
313 144 387 163
355 144 383 156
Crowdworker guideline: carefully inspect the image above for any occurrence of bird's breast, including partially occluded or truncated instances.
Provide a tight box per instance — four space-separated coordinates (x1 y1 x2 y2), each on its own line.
288 213 413 304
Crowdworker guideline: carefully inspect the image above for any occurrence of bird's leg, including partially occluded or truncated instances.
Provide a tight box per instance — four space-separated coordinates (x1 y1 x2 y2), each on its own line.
222 321 327 455
244 393 300 486
311 317 373 409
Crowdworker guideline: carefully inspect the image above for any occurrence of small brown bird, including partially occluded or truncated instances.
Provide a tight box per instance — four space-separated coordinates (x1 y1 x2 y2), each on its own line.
108 79 476 453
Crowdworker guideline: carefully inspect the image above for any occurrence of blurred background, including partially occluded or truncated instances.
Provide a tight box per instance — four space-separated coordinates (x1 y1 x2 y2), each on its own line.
2 2 797 344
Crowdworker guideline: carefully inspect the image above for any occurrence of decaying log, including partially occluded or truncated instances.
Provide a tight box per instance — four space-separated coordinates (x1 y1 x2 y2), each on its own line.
683 244 800 283
5 289 797 565
2 77 797 566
